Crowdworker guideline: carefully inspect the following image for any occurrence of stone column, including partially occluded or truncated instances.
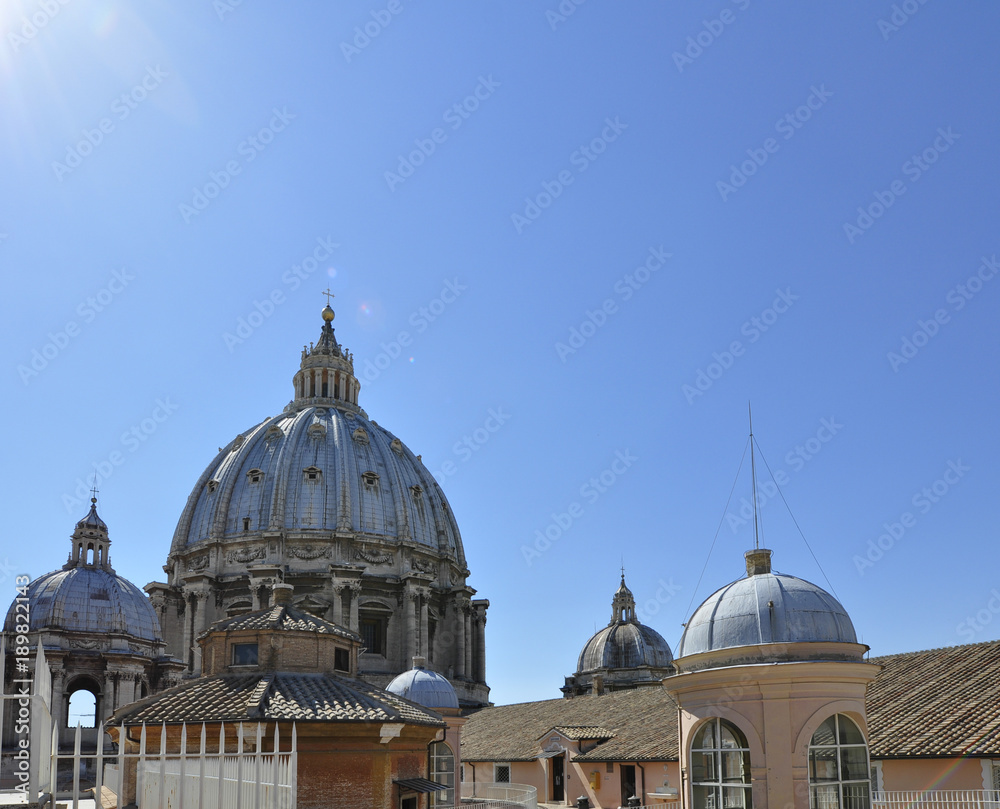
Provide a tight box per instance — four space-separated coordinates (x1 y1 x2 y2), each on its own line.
331 584 344 625
405 590 418 664
349 583 361 632
419 591 429 659
50 669 66 735
464 608 473 679
192 592 209 674
102 673 117 725
474 611 487 683
455 600 467 679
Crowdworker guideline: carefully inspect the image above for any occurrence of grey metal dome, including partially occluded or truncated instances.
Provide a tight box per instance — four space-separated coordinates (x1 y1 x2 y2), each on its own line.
170 406 464 561
677 549 856 658
4 566 161 642
577 621 674 672
386 658 459 710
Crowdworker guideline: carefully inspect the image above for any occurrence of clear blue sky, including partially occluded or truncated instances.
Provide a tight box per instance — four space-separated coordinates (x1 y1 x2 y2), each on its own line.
3 2 999 706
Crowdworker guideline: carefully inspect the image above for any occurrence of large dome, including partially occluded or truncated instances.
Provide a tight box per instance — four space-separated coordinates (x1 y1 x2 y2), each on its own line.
170 405 464 561
577 621 674 673
3 501 161 644
5 567 160 643
677 549 856 659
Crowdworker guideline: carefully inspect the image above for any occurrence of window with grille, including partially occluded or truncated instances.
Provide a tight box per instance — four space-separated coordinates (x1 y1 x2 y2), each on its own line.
809 714 871 809
690 718 752 809
494 764 510 783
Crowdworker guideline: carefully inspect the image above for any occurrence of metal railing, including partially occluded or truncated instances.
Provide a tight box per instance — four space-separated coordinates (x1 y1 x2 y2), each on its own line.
460 782 538 809
873 791 1000 809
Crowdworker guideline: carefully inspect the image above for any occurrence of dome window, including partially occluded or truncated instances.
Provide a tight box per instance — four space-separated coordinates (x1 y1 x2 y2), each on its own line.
390 438 404 454
247 469 263 484
308 422 326 439
808 714 871 809
207 480 219 493
304 466 322 482
690 718 752 808
352 427 370 445
362 471 380 487
410 484 423 497
265 425 283 442
242 517 252 532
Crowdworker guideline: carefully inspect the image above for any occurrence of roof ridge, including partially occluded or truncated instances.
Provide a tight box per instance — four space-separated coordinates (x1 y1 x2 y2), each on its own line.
246 672 275 718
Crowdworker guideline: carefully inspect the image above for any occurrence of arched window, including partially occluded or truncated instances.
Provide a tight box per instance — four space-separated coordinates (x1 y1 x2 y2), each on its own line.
67 688 97 728
808 714 871 809
429 741 455 807
690 718 752 809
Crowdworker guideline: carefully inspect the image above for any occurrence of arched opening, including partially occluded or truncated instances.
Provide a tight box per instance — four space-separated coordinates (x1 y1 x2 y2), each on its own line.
86 544 95 565
429 741 455 807
67 686 98 728
809 714 871 809
690 718 752 809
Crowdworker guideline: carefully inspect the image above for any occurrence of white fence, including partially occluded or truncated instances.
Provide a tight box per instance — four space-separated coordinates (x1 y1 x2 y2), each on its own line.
460 782 538 809
874 791 1000 809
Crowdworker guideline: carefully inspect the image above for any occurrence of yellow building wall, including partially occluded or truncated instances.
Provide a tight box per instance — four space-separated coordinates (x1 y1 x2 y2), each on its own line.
879 758 990 791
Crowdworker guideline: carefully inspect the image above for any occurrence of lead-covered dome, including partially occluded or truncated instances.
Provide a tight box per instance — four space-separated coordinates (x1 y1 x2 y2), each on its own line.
169 312 464 563
386 657 460 711
677 548 857 660
3 501 161 644
562 575 674 698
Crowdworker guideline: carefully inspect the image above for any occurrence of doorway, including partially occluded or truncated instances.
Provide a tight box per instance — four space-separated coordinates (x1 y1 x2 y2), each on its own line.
552 755 564 803
620 764 636 807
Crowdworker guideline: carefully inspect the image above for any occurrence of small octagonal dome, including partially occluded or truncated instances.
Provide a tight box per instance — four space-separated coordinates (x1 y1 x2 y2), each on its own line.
386 657 459 710
677 549 857 660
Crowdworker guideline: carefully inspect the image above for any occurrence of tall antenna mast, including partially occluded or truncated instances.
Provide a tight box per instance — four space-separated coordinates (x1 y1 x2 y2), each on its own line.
749 401 760 551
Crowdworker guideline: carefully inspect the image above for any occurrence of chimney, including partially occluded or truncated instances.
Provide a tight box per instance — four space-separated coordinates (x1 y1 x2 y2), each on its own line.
412 656 426 669
272 583 293 605
745 548 773 577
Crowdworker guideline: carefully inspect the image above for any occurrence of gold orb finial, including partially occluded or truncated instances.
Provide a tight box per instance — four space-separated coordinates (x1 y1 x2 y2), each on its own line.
321 305 335 322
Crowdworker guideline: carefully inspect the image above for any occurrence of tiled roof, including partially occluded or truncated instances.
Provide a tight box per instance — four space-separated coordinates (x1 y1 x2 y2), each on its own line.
461 687 679 762
111 672 444 727
866 639 1000 758
464 639 1000 763
549 726 616 741
204 604 360 642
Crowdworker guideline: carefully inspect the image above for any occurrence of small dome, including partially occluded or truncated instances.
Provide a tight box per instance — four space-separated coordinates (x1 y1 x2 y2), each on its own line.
677 550 856 659
386 658 459 710
578 622 674 672
5 566 161 642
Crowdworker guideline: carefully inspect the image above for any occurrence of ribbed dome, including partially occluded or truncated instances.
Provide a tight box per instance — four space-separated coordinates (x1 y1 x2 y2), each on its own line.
386 660 459 710
577 622 674 673
677 550 856 658
170 406 464 561
5 566 161 643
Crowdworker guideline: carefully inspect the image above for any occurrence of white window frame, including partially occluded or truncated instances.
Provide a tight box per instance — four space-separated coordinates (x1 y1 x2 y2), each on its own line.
981 760 1000 790
808 714 871 809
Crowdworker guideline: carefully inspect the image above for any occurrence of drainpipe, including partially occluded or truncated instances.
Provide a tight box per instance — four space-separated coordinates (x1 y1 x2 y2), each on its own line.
636 763 646 804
